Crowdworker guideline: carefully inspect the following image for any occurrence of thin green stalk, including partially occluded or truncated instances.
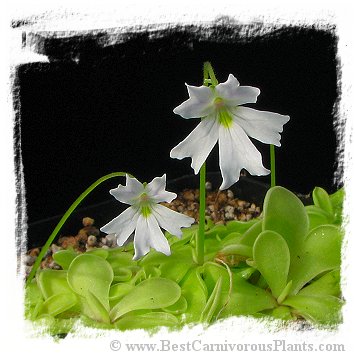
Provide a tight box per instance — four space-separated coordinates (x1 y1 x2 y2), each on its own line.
26 172 130 286
195 61 218 265
203 61 218 86
270 144 276 187
197 162 206 265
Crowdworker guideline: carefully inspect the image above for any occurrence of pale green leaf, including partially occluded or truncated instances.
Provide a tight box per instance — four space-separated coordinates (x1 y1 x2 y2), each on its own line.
110 277 181 322
288 225 342 295
115 312 179 331
263 186 309 260
253 230 290 298
67 254 113 311
283 294 343 325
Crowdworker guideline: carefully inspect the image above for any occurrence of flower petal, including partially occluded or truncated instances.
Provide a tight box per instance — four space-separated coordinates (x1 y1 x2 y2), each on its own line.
152 204 195 238
132 215 151 260
231 107 290 146
100 206 139 246
145 174 177 203
173 84 214 118
215 74 260 106
133 214 171 260
218 122 270 190
170 115 219 174
109 175 144 205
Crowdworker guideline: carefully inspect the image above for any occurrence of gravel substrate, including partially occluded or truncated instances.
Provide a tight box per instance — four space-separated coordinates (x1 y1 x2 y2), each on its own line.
162 182 261 224
25 182 261 274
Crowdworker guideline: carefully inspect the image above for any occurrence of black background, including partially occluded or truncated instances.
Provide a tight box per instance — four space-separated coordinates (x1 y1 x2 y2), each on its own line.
15 23 340 247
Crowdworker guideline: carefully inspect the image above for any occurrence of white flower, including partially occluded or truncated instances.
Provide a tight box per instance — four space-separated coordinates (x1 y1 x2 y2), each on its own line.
100 174 195 260
170 74 290 190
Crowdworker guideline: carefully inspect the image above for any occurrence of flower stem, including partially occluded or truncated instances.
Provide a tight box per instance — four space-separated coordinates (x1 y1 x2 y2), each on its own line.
197 162 206 265
25 171 130 286
203 61 218 86
195 62 218 265
270 144 276 187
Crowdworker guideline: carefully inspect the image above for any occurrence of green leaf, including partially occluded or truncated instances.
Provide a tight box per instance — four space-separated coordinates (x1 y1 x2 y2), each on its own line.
67 254 113 311
329 187 344 208
277 280 293 304
219 244 253 258
200 262 232 322
110 277 181 322
283 294 343 325
263 186 309 260
239 220 263 247
38 292 77 317
53 249 78 270
25 282 44 320
31 300 44 320
106 246 125 257
204 237 223 256
78 313 114 330
305 205 331 231
205 224 227 237
84 248 109 260
109 283 134 301
221 232 243 246
25 280 43 307
226 219 261 234
143 265 161 279
140 245 193 266
160 261 194 283
162 295 188 315
139 250 168 266
166 226 198 248
200 277 223 323
253 230 290 298
235 267 257 280
288 225 342 295
270 306 294 321
298 269 340 297
256 274 268 289
329 188 344 225
180 268 208 323
115 312 179 331
202 262 230 296
220 276 277 317
85 290 110 324
112 268 133 282
128 268 146 285
107 252 136 274
37 269 72 299
312 187 334 217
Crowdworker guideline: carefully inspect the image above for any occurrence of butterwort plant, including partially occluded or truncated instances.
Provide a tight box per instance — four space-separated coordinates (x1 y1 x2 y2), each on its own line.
26 62 289 278
25 62 344 334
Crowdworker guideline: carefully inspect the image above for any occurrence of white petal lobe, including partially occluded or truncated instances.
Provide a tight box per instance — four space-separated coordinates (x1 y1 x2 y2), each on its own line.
218 122 270 190
110 175 144 205
173 84 214 118
153 204 195 237
215 74 260 106
132 215 151 260
231 107 290 146
133 215 171 260
100 206 139 246
170 115 219 174
146 174 177 203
